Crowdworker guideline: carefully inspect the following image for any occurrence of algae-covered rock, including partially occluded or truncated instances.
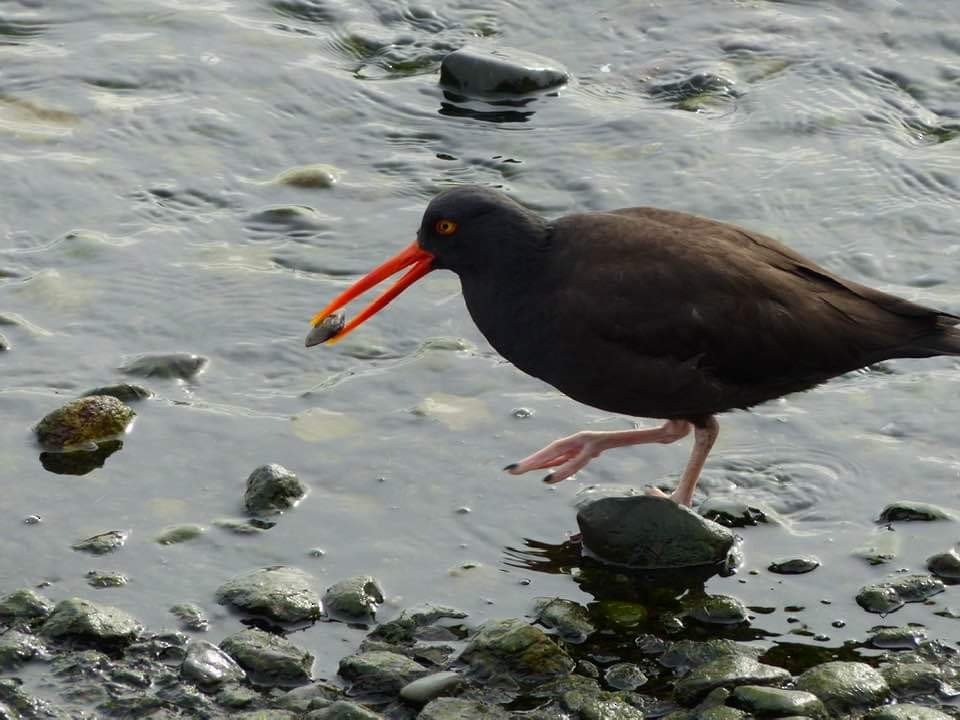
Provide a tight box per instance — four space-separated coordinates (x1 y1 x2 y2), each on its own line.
307 700 382 719
170 602 209 631
85 570 128 588
278 680 342 712
870 626 927 650
82 383 151 402
0 630 47 669
399 671 463 705
0 588 54 620
533 597 595 643
857 583 905 614
440 46 568 96
35 395 135 449
865 703 953 720
181 640 246 685
604 662 647 691
41 598 143 646
338 651 428 696
216 566 322 623
730 685 825 718
686 594 748 625
418 697 511 719
323 575 384 624
674 656 790 705
368 603 467 645
878 501 956 522
220 628 313 687
768 557 820 575
156 524 205 545
243 464 308 515
660 639 762 670
880 662 943 697
120 352 208 380
890 574 944 602
459 618 574 683
71 529 129 555
795 661 890 713
577 495 734 568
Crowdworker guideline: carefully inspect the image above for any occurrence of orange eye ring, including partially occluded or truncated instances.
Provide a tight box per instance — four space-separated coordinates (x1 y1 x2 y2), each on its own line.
435 219 458 236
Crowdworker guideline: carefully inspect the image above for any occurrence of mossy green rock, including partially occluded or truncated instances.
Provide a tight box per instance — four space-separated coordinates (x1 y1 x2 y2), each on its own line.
35 395 135 449
0 588 54 620
730 685 825 718
796 661 891 713
687 594 748 625
459 618 574 683
216 566 322 623
533 597 595 643
338 651 428 696
880 662 943 697
0 630 47 669
418 697 511 719
660 639 761 669
41 598 143 645
323 575 384 624
674 656 790 705
243 464 308 515
220 628 313 687
865 704 952 720
306 700 382 719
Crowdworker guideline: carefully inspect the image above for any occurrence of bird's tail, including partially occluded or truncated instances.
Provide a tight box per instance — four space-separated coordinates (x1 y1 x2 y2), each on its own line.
898 317 960 358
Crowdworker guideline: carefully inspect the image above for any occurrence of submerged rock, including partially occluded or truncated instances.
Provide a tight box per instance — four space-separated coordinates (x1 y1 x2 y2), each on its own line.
768 556 820 574
85 570 128 588
533 597 595 643
244 464 308 515
440 46 568 96
795 661 890 714
41 598 143 646
71 529 129 555
878 501 956 522
35 395 135 450
577 495 735 568
120 352 208 380
604 662 647 691
323 576 384 624
0 588 55 620
82 383 152 402
891 574 945 602
278 680 342 712
419 697 511 720
216 566 322 623
272 164 341 189
857 584 905 614
399 671 463 705
220 628 314 687
338 650 429 696
182 640 246 686
170 602 209 631
459 618 574 684
674 656 790 706
730 685 825 718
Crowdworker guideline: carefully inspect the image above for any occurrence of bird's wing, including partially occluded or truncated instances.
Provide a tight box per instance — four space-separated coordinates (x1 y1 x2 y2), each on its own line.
548 209 952 389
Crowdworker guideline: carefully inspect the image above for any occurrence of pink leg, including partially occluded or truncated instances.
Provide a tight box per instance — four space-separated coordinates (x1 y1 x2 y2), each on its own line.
504 419 692 484
663 416 719 506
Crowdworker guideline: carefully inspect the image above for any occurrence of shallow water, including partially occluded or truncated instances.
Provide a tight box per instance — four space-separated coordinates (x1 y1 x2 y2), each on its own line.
2 0 960 704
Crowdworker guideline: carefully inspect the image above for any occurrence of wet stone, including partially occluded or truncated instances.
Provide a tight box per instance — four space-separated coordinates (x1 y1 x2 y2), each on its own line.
870 626 928 649
322 575 384 624
768 557 820 575
85 570 128 588
35 395 135 450
181 639 246 686
214 517 269 534
306 700 382 719
604 662 647 691
272 164 341 189
0 678 70 718
399 670 463 705
927 549 960 579
660 639 761 670
243 464 308 515
533 597 595 643
418 697 511 720
82 383 151 402
0 629 47 669
126 631 190 664
216 566 322 623
577 495 735 568
120 352 208 380
890 575 944 602
686 595 748 625
459 618 574 684
440 46 568 96
698 497 769 527
72 529 129 555
220 628 314 687
865 703 953 720
41 597 143 646
156 524 205 545
170 602 209 631
278 680 342 712
368 603 467 645
795 661 891 714
857 583 905 614
674 656 790 706
0 332 8 351
215 684 262 709
730 685 825 718
878 501 955 522
880 662 943 697
339 650 428 697
0 588 54 620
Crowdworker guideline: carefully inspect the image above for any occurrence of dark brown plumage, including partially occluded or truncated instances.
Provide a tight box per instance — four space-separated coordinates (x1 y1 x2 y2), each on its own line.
308 186 960 505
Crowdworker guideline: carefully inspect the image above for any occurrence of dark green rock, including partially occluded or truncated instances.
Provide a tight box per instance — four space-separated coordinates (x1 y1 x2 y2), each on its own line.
880 662 943 697
323 575 384 624
698 708 746 720
243 464 308 515
72 529 129 555
577 495 734 568
35 395 135 450
85 570 128 588
41 598 143 646
0 588 54 620
235 711 300 720
459 618 574 683
856 584 905 614
730 685 825 718
82 384 151 402
674 656 790 706
865 703 952 720
768 557 820 575
120 352 208 379
220 628 314 687
795 661 891 714
926 549 960 579
878 501 955 522
686 594 748 625
216 566 322 623
418 697 511 720
533 597 595 643
338 651 428 696
439 46 568 96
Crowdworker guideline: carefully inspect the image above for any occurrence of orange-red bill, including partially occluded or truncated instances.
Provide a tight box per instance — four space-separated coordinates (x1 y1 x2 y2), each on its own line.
306 242 434 346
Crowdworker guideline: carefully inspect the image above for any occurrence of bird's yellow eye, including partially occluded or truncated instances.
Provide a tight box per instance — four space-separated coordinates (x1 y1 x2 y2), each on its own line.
435 219 458 236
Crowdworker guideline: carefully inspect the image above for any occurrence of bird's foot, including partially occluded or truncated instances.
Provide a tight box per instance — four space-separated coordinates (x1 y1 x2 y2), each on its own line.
645 484 693 507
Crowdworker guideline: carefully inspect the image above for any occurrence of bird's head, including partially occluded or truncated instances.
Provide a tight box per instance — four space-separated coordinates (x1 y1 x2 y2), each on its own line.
305 185 545 347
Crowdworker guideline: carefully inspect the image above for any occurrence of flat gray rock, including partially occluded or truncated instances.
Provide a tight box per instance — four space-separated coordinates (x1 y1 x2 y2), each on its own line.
674 656 790 706
399 670 463 705
578 495 735 568
216 566 322 623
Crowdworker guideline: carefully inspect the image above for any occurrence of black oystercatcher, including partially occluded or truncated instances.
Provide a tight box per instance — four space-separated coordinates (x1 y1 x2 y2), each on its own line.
306 186 960 505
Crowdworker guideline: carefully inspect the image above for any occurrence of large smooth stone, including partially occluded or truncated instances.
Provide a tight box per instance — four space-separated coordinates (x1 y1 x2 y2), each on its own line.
439 46 568 96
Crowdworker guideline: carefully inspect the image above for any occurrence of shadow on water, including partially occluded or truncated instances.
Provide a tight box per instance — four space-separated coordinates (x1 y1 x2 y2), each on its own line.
39 440 124 476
